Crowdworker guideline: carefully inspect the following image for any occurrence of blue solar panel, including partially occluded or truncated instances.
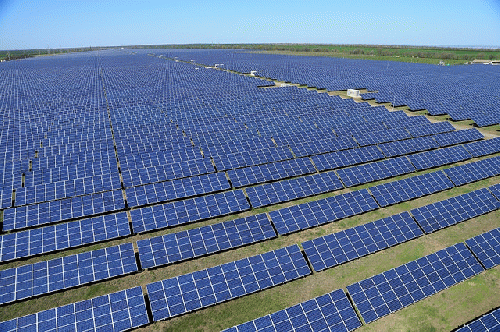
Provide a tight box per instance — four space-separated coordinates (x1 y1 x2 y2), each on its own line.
463 137 500 158
246 171 344 208
289 135 358 157
303 212 423 272
121 157 215 188
337 156 415 188
487 183 500 202
353 128 411 147
213 146 294 171
347 243 484 324
456 307 500 332
312 145 385 172
379 135 439 158
3 189 125 231
137 213 276 269
444 156 500 186
411 188 500 234
15 172 122 206
0 243 137 305
269 189 379 235
370 170 454 207
222 289 361 332
0 286 149 332
0 212 130 262
407 145 471 171
433 128 483 147
146 245 311 321
126 172 230 208
466 228 500 270
406 121 456 137
0 189 12 209
227 157 316 188
130 190 251 233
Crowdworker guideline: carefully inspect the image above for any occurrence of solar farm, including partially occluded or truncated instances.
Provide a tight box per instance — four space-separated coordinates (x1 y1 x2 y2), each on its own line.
0 48 500 332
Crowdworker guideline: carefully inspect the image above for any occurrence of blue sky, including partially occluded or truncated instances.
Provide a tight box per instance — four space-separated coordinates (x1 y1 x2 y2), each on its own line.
0 0 499 50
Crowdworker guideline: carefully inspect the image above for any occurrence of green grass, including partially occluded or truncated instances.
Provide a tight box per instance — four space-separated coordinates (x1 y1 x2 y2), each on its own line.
130 43 500 65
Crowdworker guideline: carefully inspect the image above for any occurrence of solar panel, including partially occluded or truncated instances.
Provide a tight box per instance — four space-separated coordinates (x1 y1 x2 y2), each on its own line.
3 189 125 231
347 243 484 324
353 128 411 147
0 286 149 332
456 307 500 332
213 146 294 171
444 156 500 186
146 245 311 321
268 189 379 235
405 121 455 137
137 213 276 269
0 243 137 305
337 156 415 188
433 128 483 147
289 135 358 157
121 157 215 188
465 228 500 269
0 212 130 262
303 212 423 272
463 137 500 158
378 135 439 158
311 145 384 172
370 170 454 207
126 172 230 208
410 188 500 234
227 157 316 188
487 183 500 201
222 289 361 332
407 145 471 171
130 190 251 233
246 171 344 208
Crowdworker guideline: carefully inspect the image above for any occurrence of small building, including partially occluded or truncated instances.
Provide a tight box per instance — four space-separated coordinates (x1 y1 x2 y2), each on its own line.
347 89 361 98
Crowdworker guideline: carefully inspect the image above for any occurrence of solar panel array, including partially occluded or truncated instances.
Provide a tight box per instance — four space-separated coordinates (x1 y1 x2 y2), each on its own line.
0 243 137 305
369 170 454 207
444 156 500 186
408 145 471 170
456 307 500 332
490 183 500 201
466 227 500 270
146 245 311 321
3 190 125 231
311 145 384 172
130 190 250 233
347 243 484 323
0 212 130 262
433 128 483 147
0 286 149 332
463 136 500 158
227 157 316 188
246 171 344 208
1 49 500 331
337 156 415 187
269 189 379 235
137 213 276 269
303 212 423 272
222 289 362 332
125 172 230 208
121 157 215 188
289 135 358 157
410 187 500 234
378 135 439 158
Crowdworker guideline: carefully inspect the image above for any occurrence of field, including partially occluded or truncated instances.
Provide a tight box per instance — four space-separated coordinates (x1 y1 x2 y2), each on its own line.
0 48 500 332
133 44 500 65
